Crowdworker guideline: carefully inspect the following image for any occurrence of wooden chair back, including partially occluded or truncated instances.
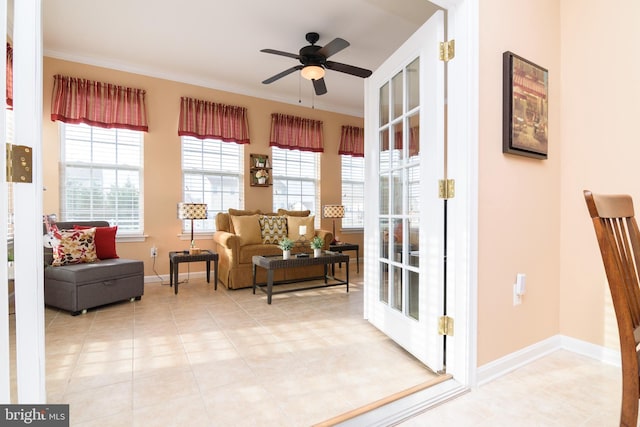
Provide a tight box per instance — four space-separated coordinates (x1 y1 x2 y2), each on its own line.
584 190 640 427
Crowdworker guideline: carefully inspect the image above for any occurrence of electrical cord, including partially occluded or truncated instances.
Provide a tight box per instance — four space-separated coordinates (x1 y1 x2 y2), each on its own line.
151 255 166 285
157 254 191 286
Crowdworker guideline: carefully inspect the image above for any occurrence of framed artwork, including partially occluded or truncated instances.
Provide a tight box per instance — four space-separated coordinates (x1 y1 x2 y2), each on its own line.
503 51 549 159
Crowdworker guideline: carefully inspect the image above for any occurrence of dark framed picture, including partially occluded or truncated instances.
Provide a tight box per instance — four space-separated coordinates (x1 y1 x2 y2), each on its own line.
503 51 548 159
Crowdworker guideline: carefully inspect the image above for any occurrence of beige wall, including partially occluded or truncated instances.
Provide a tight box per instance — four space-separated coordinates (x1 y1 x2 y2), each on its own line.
42 57 363 277
477 0 562 365
559 0 640 349
477 0 640 366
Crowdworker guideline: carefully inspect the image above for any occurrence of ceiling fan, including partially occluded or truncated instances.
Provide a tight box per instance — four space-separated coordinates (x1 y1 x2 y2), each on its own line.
260 32 373 96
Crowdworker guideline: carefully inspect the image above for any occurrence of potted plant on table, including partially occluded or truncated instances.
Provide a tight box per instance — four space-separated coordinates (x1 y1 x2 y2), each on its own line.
255 169 269 185
310 235 324 257
278 237 294 260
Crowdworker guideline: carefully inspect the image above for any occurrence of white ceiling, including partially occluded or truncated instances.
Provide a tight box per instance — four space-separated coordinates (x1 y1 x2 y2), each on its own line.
42 0 439 117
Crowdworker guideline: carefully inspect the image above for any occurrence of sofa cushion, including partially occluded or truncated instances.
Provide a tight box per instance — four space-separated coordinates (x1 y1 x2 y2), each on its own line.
277 208 310 217
45 258 143 284
228 208 261 233
230 214 262 245
74 225 119 260
52 228 98 266
287 215 315 241
258 215 288 244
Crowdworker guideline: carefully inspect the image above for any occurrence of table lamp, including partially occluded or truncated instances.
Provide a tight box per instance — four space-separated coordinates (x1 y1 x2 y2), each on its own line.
177 202 208 253
322 205 344 245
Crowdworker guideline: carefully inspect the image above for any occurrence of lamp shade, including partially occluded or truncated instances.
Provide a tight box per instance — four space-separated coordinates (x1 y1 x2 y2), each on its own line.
301 65 325 81
323 205 345 219
177 203 208 220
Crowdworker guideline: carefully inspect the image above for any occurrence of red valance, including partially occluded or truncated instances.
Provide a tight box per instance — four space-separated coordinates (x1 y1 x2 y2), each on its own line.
6 43 12 108
50 74 149 132
338 125 364 157
178 97 250 144
269 113 323 152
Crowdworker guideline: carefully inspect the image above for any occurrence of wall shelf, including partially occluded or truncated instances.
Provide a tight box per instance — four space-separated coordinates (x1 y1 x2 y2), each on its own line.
250 153 271 187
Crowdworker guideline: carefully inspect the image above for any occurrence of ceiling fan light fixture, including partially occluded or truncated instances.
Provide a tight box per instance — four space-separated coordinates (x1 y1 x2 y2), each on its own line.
301 65 325 81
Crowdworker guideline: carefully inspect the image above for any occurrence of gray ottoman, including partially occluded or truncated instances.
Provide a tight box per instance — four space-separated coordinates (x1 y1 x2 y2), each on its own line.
44 221 144 315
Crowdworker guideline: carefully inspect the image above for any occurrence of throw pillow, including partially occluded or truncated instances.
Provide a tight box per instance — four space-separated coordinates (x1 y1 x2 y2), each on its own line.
258 215 288 244
286 215 315 241
230 214 262 246
74 225 119 260
52 228 98 266
228 209 262 234
277 208 310 217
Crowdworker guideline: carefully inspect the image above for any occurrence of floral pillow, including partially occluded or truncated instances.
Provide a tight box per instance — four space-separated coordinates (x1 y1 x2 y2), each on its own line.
51 228 98 266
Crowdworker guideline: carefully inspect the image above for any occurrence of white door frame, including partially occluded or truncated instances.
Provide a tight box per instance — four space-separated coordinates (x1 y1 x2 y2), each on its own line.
415 0 478 389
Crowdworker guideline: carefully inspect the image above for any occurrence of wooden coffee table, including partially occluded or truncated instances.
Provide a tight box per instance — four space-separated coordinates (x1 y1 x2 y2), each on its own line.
252 252 349 304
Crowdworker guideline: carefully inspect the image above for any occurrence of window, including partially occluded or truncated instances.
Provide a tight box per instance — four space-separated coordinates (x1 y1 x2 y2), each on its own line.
272 147 319 219
60 123 143 235
341 155 365 228
6 109 13 244
182 136 243 232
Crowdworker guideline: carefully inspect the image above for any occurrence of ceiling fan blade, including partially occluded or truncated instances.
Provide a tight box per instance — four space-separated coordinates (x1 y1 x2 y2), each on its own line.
260 48 301 60
313 78 327 96
262 65 303 84
325 61 373 78
316 38 350 58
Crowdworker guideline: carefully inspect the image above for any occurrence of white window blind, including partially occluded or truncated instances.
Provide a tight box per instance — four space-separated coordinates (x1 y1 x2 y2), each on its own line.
60 123 143 234
341 155 365 228
181 136 243 232
272 147 319 222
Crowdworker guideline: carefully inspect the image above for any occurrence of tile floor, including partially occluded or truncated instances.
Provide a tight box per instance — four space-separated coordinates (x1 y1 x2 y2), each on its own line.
10 268 439 426
398 349 626 426
8 268 631 426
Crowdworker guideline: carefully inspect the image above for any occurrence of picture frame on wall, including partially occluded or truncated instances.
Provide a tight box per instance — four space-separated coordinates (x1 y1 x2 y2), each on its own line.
503 51 549 159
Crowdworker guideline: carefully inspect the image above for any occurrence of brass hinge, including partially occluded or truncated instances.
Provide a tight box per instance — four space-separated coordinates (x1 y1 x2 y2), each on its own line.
438 315 454 336
6 143 33 183
438 179 455 199
439 40 455 62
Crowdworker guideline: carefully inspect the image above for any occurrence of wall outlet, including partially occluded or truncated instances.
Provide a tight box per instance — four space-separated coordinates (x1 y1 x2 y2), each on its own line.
150 246 158 258
513 283 522 306
513 273 525 305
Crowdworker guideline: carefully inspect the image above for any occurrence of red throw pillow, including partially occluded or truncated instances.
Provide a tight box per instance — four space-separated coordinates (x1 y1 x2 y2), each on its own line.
73 225 119 260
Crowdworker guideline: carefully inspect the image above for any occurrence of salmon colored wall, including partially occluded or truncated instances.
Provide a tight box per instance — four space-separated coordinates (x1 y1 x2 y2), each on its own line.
477 0 561 366
42 57 363 277
559 0 640 349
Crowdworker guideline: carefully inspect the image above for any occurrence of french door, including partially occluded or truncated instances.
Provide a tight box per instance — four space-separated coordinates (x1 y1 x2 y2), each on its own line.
364 10 446 371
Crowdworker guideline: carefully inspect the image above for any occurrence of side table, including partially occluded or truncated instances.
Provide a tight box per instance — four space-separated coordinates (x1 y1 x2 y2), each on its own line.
168 250 219 295
329 242 359 273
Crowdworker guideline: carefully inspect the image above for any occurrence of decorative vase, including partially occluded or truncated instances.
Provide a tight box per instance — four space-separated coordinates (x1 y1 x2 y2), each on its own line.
282 250 290 260
313 248 322 257
258 177 266 185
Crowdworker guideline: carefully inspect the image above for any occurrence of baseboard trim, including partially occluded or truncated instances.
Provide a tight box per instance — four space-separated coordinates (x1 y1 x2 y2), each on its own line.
476 336 561 386
477 334 621 386
559 335 620 367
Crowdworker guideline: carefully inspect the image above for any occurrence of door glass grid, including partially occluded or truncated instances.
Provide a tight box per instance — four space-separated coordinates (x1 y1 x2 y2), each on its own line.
378 57 421 320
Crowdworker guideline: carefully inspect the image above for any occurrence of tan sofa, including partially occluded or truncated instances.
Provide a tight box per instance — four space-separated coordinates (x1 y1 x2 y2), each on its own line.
213 209 333 289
